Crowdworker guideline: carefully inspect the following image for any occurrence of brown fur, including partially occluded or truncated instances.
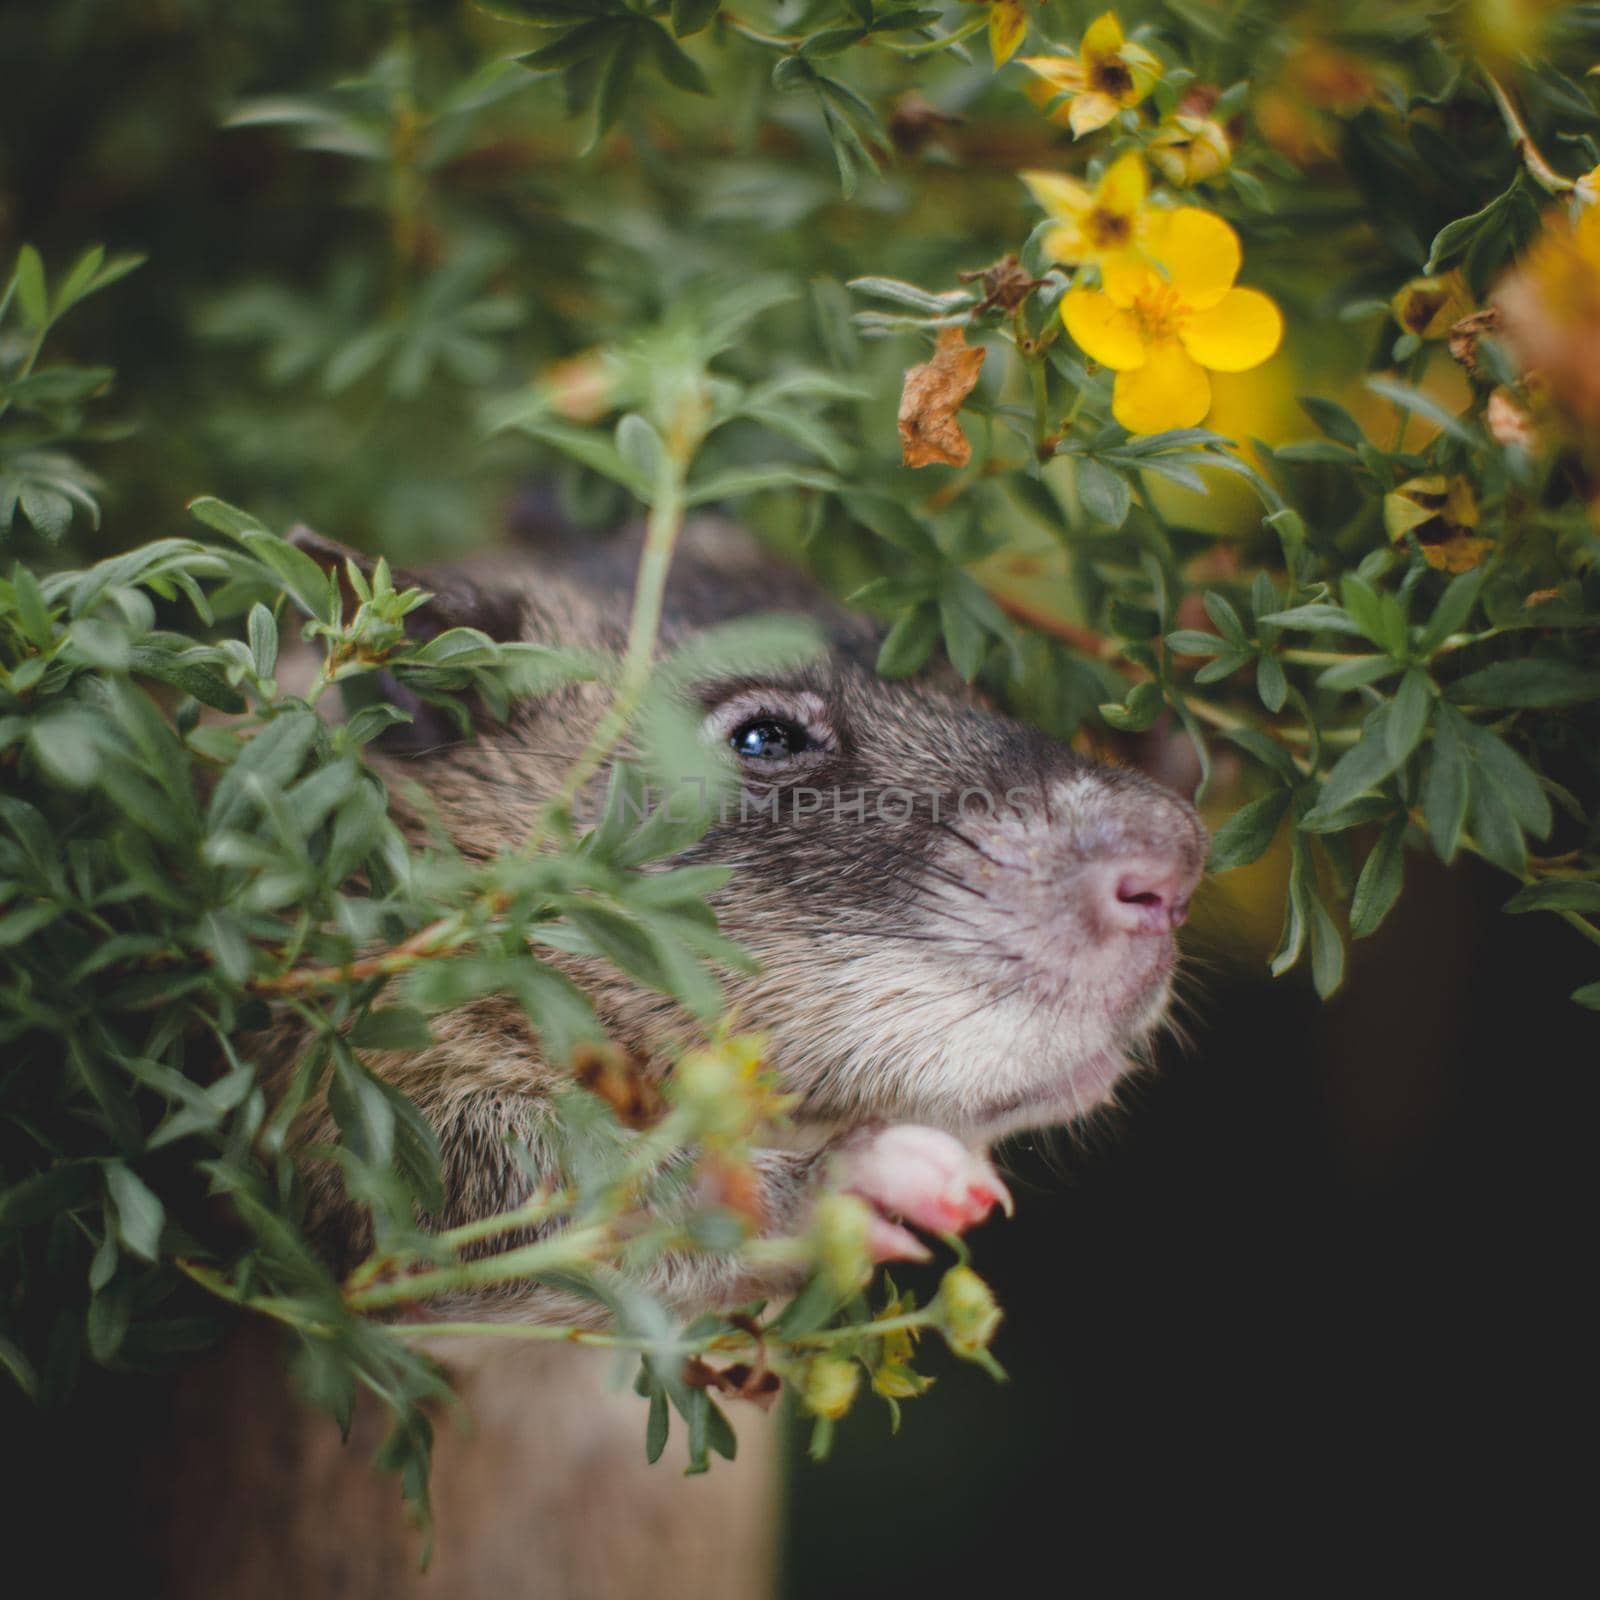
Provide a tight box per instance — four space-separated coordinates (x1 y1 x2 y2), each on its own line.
157 516 1203 1598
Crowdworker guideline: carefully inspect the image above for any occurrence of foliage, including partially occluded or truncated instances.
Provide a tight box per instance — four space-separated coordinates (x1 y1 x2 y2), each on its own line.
4 0 1600 1539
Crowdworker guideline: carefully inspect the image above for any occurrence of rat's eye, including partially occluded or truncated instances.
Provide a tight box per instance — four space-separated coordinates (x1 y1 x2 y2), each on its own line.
730 717 810 761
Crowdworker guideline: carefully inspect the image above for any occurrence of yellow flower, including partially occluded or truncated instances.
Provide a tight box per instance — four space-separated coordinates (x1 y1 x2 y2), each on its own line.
1384 475 1492 573
1018 11 1161 138
1148 114 1232 186
1020 151 1154 273
1391 271 1473 340
982 0 1028 67
1060 208 1283 433
1576 163 1600 207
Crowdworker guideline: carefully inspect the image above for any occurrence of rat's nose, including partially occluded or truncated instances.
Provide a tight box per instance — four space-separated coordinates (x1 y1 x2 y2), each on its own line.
1090 858 1195 935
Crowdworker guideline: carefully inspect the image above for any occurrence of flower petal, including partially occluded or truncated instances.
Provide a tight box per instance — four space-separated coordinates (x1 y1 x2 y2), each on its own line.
1069 91 1120 138
1021 169 1092 223
1062 289 1148 370
1042 222 1088 263
989 2 1027 67
1096 150 1147 220
1178 286 1283 372
1019 56 1084 94
1082 10 1126 63
1099 255 1156 308
1150 207 1241 308
1118 40 1162 99
1111 339 1211 432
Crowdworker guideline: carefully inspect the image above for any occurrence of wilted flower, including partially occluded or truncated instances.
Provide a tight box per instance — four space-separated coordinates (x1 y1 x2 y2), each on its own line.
1254 44 1378 166
669 1033 793 1142
1018 11 1161 138
1149 114 1232 186
975 0 1030 67
1486 385 1540 453
1495 203 1600 437
1384 475 1492 573
1060 208 1283 433
871 1311 934 1401
1391 271 1474 340
936 1265 1002 1358
1020 151 1155 273
540 350 613 423
799 1354 861 1420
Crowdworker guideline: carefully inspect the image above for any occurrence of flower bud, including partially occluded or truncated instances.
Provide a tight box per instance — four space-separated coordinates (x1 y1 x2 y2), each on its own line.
799 1354 861 1421
811 1191 874 1298
936 1265 1002 1358
670 1044 747 1138
1149 115 1231 187
1391 272 1473 341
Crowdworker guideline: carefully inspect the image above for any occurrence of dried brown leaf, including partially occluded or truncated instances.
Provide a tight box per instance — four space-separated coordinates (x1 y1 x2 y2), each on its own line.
898 326 986 468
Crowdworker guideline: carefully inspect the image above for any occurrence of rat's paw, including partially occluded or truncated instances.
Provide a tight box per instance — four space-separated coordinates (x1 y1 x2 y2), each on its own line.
838 1125 1013 1263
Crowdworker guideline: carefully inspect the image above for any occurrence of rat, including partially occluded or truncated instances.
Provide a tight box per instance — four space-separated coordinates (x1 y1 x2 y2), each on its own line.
148 514 1205 1599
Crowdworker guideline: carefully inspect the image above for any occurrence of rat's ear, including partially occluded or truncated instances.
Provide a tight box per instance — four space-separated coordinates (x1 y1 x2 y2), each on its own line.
287 525 526 644
287 525 529 751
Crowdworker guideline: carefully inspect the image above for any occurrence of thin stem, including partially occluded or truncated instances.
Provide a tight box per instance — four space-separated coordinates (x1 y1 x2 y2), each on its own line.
391 1308 937 1354
875 12 989 56
345 1223 614 1313
515 451 688 858
1483 70 1575 195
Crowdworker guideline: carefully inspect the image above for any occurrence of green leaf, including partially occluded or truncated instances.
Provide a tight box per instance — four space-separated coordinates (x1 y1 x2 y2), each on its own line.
1256 654 1288 713
1446 659 1600 709
846 277 973 315
1076 460 1132 529
1307 890 1344 998
1503 880 1600 915
1456 718 1550 837
1297 395 1366 449
1384 669 1433 768
349 1006 437 1053
938 591 988 682
1572 982 1600 1010
1364 376 1476 445
671 0 721 35
646 1383 670 1462
104 1163 165 1262
1270 835 1311 977
1099 680 1163 733
1424 177 1520 272
1165 630 1229 656
1415 568 1486 655
1201 591 1247 647
1301 709 1399 827
1350 815 1407 939
13 244 48 329
1256 604 1371 638
28 714 102 789
1208 787 1292 872
1423 706 1470 863
247 603 278 680
877 604 940 678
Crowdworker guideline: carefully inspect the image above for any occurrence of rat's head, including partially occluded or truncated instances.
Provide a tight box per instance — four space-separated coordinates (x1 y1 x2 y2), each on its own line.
297 519 1205 1145
681 651 1205 1142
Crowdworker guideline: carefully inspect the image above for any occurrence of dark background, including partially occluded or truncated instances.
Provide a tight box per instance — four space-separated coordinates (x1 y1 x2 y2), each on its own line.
784 854 1594 1593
